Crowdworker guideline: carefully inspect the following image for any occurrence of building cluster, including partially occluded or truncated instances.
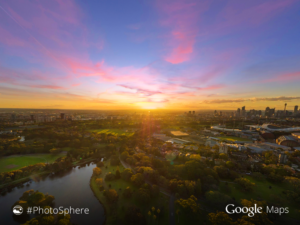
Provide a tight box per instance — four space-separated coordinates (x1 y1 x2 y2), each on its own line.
211 104 299 119
0 111 146 125
151 120 300 173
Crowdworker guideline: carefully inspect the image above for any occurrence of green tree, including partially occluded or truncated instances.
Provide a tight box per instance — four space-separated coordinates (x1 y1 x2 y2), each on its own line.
97 161 104 167
219 153 228 160
123 186 133 198
208 211 234 225
176 195 199 213
49 148 61 154
93 167 102 177
239 199 272 225
131 173 144 187
136 188 151 204
151 184 160 197
124 205 146 225
95 178 103 186
103 189 118 203
252 172 264 181
121 168 133 181
235 177 255 192
205 191 231 209
225 161 235 169
105 172 116 181
115 167 121 179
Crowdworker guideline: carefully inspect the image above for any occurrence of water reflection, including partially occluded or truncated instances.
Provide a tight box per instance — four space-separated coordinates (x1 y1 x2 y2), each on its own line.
0 163 105 225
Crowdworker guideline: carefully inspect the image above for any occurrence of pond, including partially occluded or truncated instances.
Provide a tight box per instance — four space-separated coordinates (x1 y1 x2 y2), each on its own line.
0 163 105 225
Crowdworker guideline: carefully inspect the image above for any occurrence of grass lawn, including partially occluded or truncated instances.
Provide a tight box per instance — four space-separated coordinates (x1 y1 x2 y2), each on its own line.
89 128 135 137
93 143 108 148
219 175 300 219
216 136 251 142
0 153 66 173
91 160 169 225
61 147 72 151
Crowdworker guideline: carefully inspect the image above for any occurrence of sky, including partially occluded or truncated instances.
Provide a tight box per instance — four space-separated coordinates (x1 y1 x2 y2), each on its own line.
0 0 300 111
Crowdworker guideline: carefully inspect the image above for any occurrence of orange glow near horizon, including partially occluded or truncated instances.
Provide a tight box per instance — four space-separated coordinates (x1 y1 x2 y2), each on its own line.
137 102 162 110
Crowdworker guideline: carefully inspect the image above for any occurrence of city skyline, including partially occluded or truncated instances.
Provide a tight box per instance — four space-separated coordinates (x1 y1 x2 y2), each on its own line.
1 0 300 110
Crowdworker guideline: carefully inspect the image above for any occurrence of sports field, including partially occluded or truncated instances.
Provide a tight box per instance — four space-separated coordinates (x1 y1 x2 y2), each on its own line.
89 128 135 137
170 130 189 136
0 153 66 173
216 136 251 142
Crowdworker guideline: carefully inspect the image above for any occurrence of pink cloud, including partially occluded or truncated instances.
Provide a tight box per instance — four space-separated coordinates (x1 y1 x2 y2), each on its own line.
118 85 162 97
30 85 66 90
196 84 226 91
263 71 300 83
71 83 82 87
156 0 211 64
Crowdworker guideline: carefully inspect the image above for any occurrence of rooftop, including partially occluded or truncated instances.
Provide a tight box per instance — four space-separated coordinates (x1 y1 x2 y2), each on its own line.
170 131 189 136
277 135 298 141
166 138 191 144
262 142 291 150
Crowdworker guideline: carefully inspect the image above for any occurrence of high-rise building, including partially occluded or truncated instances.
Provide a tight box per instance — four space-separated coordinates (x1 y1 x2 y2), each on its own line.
11 114 16 121
30 115 35 121
241 106 245 116
189 111 191 114
237 108 240 117
284 103 287 115
60 113 65 120
294 105 298 115
265 107 275 117
192 111 195 114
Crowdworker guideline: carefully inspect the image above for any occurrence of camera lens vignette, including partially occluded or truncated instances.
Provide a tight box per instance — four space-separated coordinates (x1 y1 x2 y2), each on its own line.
0 0 300 225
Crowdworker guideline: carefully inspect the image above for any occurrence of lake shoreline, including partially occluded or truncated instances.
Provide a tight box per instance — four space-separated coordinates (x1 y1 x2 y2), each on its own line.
0 157 97 192
90 176 107 225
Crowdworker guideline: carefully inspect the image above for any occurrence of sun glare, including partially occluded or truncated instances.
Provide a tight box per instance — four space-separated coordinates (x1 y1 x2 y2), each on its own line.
137 102 159 109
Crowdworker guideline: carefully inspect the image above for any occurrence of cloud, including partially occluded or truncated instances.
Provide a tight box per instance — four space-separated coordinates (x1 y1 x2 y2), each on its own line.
203 96 300 104
262 71 300 83
146 98 169 103
156 0 210 64
30 85 66 90
0 0 298 109
202 99 245 104
118 84 162 97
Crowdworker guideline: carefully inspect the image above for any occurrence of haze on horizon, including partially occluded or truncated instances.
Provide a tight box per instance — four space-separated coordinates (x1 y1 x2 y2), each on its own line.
0 0 300 110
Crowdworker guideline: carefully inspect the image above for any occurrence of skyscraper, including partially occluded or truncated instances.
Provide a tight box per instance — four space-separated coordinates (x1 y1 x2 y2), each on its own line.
241 106 245 116
294 105 298 115
60 113 65 120
265 107 275 117
284 103 287 115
